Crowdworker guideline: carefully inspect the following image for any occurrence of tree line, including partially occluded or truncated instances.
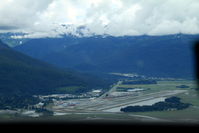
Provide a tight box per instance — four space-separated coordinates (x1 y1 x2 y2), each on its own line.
121 97 191 112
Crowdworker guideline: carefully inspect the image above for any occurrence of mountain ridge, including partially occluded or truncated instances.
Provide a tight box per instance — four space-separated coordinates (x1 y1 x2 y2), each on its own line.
14 34 198 78
0 40 111 96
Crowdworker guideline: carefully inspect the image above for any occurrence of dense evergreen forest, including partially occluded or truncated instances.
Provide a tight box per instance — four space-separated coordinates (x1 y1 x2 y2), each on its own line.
0 40 112 109
0 95 40 110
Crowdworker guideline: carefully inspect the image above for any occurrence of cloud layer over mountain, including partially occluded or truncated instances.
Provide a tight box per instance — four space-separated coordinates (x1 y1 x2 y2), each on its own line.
0 0 199 38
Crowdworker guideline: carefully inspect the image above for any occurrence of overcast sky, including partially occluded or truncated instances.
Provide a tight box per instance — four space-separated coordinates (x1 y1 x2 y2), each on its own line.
0 0 199 38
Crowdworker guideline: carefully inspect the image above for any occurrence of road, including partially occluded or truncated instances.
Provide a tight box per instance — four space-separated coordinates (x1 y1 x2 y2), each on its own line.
99 80 123 98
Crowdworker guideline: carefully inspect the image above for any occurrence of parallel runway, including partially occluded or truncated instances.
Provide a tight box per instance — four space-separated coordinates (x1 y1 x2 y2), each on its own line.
53 89 187 113
75 90 187 111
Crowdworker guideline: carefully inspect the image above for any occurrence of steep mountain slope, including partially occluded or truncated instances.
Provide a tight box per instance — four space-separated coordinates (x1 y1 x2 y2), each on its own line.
0 40 110 96
15 34 198 78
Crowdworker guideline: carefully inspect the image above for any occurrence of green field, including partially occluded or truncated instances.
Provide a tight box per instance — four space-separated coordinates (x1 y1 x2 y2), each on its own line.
49 80 199 122
130 107 199 122
0 80 199 123
118 80 197 93
116 80 199 122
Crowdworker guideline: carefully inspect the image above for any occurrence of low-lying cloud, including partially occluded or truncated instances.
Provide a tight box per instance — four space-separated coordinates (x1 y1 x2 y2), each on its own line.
0 0 199 38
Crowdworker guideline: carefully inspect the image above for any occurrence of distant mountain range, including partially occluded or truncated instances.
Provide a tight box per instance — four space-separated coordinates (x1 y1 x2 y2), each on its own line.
0 40 110 96
15 34 199 78
0 33 28 47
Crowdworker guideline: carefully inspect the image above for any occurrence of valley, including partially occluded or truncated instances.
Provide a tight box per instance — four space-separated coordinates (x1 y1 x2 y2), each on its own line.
1 0 199 126
1 75 198 123
0 35 198 124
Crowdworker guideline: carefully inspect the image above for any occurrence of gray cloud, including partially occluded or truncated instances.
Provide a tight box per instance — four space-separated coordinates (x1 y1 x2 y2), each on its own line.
0 26 19 30
0 0 199 38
